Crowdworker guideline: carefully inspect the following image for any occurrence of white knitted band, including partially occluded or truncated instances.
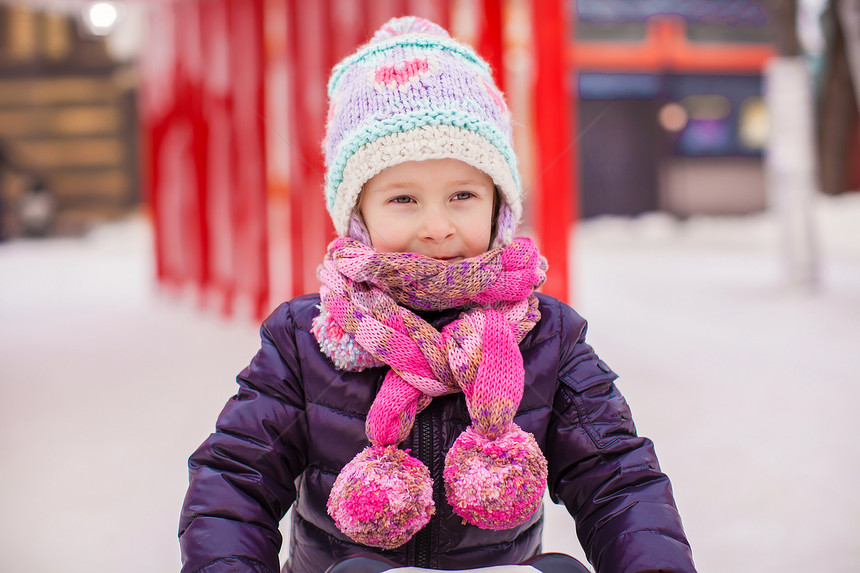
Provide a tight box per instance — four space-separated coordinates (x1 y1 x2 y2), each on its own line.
331 124 521 239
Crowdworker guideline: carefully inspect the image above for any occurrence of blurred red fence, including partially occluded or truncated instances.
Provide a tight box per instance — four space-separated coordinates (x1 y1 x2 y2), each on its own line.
140 0 574 320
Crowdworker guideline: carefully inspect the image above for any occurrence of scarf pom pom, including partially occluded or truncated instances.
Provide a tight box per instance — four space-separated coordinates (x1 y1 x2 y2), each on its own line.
444 425 547 530
327 445 435 549
312 307 384 371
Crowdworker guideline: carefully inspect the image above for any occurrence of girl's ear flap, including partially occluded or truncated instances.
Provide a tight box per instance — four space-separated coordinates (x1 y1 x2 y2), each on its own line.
347 210 374 246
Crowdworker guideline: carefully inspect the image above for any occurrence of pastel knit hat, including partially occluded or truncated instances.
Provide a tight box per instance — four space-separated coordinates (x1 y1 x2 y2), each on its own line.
323 16 522 246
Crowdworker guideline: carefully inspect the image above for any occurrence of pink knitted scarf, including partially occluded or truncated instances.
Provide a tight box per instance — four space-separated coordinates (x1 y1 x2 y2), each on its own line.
312 236 549 549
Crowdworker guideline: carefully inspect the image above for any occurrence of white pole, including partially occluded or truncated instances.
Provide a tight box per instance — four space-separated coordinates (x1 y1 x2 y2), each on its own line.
764 57 820 291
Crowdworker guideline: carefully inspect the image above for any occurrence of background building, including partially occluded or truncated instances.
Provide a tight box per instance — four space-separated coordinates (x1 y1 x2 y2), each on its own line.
573 0 774 218
0 3 139 237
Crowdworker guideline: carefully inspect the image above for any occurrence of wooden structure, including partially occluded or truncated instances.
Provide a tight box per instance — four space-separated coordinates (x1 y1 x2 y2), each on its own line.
0 5 138 236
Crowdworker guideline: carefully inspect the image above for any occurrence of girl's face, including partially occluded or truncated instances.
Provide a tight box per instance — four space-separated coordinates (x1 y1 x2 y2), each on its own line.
359 158 495 261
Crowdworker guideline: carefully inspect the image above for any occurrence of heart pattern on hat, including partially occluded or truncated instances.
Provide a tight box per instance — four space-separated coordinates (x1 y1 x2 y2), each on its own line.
374 58 430 88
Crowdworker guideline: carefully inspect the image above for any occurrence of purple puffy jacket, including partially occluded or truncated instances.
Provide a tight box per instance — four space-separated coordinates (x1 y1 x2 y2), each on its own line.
179 293 696 573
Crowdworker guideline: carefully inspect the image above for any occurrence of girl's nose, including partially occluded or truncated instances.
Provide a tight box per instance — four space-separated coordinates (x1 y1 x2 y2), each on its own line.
419 208 455 242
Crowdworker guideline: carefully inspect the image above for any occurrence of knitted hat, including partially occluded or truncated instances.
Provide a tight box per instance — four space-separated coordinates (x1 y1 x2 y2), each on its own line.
323 16 522 246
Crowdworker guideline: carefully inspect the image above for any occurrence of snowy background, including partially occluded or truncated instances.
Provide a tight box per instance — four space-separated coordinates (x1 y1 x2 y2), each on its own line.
1 192 858 573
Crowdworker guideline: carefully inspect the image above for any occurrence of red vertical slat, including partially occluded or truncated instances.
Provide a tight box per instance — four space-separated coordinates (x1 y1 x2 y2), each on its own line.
366 0 407 30
313 0 337 289
531 0 574 302
188 0 209 300
329 0 366 62
285 0 304 298
286 0 333 297
158 1 186 290
139 2 176 288
229 0 270 318
162 0 202 292
201 0 236 316
252 0 271 319
477 0 504 89
407 0 449 29
263 0 292 309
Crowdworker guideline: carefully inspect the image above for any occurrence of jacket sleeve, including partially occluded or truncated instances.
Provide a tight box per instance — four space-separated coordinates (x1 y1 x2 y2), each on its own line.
179 302 309 573
545 302 696 573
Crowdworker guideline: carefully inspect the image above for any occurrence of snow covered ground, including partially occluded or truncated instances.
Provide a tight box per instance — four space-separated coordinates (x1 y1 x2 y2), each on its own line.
1 193 858 573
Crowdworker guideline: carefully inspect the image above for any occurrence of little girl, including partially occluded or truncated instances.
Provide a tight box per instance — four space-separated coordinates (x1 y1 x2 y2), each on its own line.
179 16 696 573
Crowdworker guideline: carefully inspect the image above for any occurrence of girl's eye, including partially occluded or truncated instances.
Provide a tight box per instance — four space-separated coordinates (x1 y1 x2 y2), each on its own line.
453 191 475 201
390 196 414 204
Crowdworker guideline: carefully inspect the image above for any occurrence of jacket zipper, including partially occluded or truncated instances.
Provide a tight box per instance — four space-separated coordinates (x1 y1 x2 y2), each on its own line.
413 406 433 568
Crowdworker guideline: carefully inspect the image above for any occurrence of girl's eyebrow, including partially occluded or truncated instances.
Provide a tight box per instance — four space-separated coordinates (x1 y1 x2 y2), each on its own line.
449 179 489 187
371 181 417 193
372 178 490 193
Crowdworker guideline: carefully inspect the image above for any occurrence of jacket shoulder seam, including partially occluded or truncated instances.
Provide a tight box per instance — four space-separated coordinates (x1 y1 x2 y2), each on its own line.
192 555 275 573
306 398 367 420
